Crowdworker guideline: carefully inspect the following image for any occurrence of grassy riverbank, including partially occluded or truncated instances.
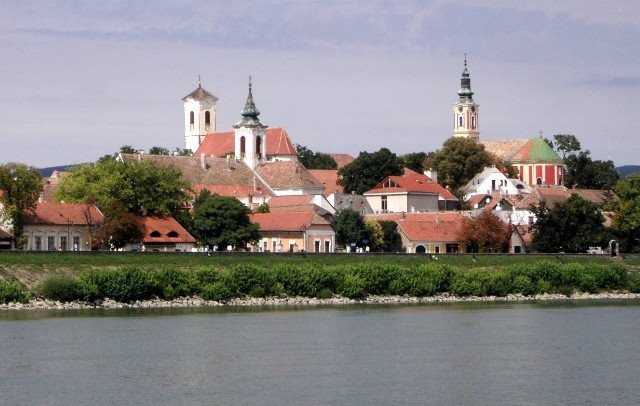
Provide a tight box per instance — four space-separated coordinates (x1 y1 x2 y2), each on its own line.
1 252 640 305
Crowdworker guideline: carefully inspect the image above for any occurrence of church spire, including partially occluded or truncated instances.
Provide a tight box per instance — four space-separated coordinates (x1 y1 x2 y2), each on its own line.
458 54 474 101
235 76 264 128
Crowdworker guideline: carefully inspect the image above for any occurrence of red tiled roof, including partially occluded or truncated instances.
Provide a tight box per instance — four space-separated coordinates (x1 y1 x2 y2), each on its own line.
308 169 343 196
366 212 465 223
24 203 104 226
120 153 272 195
250 212 330 231
328 153 355 169
266 195 314 207
397 213 465 242
0 229 13 239
136 216 196 244
255 161 324 190
192 184 271 198
194 127 297 158
365 173 457 201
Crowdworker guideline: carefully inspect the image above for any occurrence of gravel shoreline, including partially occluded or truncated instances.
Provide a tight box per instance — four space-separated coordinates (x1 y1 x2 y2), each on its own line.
2 291 639 311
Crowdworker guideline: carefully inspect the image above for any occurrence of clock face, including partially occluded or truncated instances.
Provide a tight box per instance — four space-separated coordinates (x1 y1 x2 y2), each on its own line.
471 106 476 112
458 106 463 112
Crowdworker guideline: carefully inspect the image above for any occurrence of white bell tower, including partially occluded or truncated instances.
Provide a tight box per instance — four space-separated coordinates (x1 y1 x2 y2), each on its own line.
234 77 267 169
452 56 480 141
183 77 218 154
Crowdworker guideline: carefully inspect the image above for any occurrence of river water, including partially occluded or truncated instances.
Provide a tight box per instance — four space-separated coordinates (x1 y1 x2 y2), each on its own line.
1 300 639 405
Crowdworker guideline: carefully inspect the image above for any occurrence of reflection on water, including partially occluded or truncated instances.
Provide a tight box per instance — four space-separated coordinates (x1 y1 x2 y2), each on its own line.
1 300 640 405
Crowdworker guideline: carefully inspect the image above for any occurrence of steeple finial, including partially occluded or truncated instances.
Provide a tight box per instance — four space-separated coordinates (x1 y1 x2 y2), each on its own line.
458 54 474 101
198 75 201 88
234 76 264 128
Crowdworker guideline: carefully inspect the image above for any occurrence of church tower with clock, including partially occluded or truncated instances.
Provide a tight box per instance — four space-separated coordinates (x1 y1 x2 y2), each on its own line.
452 56 480 141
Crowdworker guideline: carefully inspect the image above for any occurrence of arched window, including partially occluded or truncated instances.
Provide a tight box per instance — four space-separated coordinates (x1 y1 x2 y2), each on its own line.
240 136 246 157
536 177 543 185
459 116 463 127
256 136 262 155
189 111 195 125
205 111 210 125
471 116 476 129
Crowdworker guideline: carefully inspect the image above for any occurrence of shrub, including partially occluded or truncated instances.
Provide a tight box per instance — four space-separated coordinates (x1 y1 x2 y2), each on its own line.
355 264 403 295
534 261 563 287
340 273 366 299
41 275 80 302
485 271 512 297
231 265 271 296
316 288 334 299
450 270 489 297
153 267 196 300
512 275 535 295
0 280 29 303
78 268 154 302
201 281 234 302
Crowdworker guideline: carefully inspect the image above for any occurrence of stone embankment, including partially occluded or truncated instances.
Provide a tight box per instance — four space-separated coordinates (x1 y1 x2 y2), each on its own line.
1 292 639 311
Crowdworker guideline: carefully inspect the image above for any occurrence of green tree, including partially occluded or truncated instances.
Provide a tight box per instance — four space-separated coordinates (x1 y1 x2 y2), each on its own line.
331 208 370 249
553 134 581 160
254 203 270 213
174 147 192 156
55 159 190 217
192 190 260 250
456 211 511 253
422 137 494 192
338 148 403 194
564 150 619 189
531 194 608 253
379 220 402 252
0 163 43 246
401 152 428 173
296 145 338 169
96 200 145 249
365 219 384 251
610 174 640 252
120 145 138 154
149 146 170 155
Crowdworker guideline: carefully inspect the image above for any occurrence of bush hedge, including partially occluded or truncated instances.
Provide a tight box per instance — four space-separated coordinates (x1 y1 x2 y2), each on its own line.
0 279 30 303
34 261 639 304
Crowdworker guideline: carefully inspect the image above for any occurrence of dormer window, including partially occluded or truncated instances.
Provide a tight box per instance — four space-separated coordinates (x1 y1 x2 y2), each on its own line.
150 231 161 237
167 231 179 238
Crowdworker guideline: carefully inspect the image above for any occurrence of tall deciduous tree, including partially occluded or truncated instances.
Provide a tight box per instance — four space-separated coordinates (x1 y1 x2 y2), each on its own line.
563 150 619 190
379 220 402 252
296 145 338 169
401 152 428 173
611 174 640 252
531 194 608 253
331 208 370 249
338 148 403 194
149 146 170 155
192 191 260 250
422 137 494 192
456 211 511 253
96 200 145 249
0 163 43 246
552 134 581 159
55 159 190 218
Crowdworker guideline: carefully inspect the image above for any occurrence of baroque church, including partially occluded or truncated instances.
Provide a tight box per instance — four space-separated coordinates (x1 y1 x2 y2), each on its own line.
451 58 564 187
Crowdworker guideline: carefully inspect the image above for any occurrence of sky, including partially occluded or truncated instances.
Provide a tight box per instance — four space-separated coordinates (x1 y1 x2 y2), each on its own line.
1 1 639 168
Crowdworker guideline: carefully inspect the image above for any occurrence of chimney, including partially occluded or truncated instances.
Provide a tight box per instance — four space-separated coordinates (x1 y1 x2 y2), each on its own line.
424 168 437 183
200 153 206 170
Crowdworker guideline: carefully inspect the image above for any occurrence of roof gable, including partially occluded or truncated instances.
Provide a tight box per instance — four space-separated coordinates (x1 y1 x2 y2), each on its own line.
365 173 457 200
137 216 196 244
255 161 324 190
24 203 103 226
194 127 297 158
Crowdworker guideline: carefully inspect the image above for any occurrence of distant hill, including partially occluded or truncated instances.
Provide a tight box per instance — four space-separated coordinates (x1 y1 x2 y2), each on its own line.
39 165 78 177
616 165 640 178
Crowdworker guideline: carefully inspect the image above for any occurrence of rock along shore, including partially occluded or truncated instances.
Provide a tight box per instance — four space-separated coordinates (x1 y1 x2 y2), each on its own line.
1 292 639 311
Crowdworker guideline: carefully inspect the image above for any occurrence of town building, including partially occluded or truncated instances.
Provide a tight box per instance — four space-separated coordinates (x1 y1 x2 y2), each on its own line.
249 212 335 253
124 216 196 252
22 203 103 251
